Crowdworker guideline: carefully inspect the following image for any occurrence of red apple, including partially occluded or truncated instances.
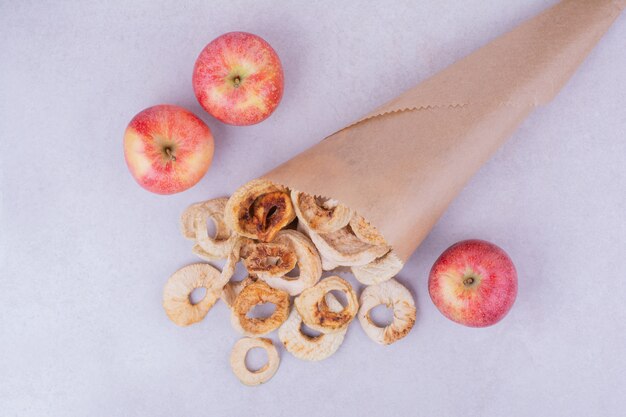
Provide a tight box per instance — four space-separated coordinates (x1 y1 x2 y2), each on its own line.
123 105 214 194
428 239 517 327
192 32 284 126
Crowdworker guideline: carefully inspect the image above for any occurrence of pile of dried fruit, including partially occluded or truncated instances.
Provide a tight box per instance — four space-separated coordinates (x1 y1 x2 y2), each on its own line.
163 179 416 385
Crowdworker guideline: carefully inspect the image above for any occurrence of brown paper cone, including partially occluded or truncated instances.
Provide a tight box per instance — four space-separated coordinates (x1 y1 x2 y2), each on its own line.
263 0 624 262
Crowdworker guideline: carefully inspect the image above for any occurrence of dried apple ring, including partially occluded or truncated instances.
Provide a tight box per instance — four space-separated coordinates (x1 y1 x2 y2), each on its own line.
358 279 416 345
302 224 389 268
351 250 403 285
279 293 347 361
241 241 297 279
231 280 290 336
259 230 322 296
291 190 352 233
162 263 226 326
230 337 280 386
181 198 238 260
297 223 340 271
349 213 387 246
180 201 205 240
212 237 250 283
194 198 238 259
221 276 257 309
224 179 295 242
294 276 358 333
320 255 339 271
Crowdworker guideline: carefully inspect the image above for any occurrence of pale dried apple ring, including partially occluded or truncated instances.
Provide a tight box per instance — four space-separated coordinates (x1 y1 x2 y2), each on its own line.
224 179 296 242
358 279 416 345
291 190 352 233
194 198 238 259
296 223 339 271
230 337 280 386
349 213 387 246
303 224 389 268
213 237 250 282
294 276 358 333
351 250 404 285
181 198 237 260
278 293 347 361
231 280 290 336
162 263 225 326
241 241 297 279
260 230 322 296
180 201 205 240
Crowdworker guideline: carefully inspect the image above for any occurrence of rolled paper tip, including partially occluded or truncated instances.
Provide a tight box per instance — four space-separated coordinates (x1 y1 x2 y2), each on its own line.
263 0 624 262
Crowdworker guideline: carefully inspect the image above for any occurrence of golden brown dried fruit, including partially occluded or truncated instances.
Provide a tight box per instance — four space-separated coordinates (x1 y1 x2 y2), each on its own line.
224 179 296 242
358 279 416 345
230 337 279 386
279 293 347 361
231 280 290 336
349 213 388 247
291 190 352 233
260 230 322 296
294 276 358 333
241 240 297 279
162 263 227 326
221 276 257 309
351 250 403 285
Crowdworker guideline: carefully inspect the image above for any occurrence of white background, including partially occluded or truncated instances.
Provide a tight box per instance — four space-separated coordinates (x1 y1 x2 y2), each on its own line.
2 1 625 416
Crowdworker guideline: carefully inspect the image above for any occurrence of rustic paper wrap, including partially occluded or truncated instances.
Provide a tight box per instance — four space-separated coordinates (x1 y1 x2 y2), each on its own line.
263 0 624 262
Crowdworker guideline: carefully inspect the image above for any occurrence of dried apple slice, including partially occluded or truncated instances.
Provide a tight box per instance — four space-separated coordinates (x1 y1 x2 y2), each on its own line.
291 190 352 233
301 223 389 268
221 276 257 309
351 250 403 285
294 276 358 333
279 293 347 361
349 213 387 247
162 263 226 326
180 197 238 260
259 230 322 296
230 337 280 386
231 280 290 336
241 240 297 279
224 179 295 242
358 279 416 345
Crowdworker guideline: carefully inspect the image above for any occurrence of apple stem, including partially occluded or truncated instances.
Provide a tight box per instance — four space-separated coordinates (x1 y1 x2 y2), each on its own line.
233 76 241 87
463 277 475 286
165 147 176 162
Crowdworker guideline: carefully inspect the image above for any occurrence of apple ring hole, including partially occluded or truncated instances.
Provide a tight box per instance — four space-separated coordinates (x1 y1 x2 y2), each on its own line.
266 205 278 220
368 304 394 327
205 217 218 240
328 290 348 309
246 302 277 319
283 264 301 279
188 287 207 305
244 347 269 373
299 321 324 339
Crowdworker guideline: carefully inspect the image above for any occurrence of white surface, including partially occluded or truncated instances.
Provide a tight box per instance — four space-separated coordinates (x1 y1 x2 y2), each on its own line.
1 1 625 416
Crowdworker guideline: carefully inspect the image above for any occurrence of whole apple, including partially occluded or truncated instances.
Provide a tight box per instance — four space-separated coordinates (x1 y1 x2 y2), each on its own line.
428 239 517 327
123 105 214 194
192 31 284 126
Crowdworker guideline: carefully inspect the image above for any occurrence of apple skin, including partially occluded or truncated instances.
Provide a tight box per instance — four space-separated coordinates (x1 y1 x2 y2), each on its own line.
428 239 517 327
192 31 284 126
123 105 214 195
